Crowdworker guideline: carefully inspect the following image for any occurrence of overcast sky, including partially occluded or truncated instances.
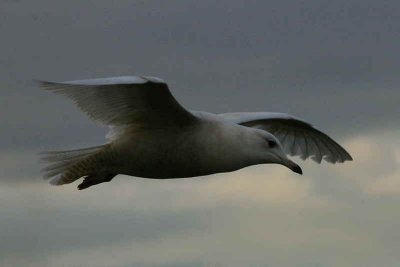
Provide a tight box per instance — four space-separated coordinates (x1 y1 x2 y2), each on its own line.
1 0 400 266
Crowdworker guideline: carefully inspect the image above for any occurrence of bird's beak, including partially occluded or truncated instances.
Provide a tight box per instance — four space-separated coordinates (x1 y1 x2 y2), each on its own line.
283 159 303 175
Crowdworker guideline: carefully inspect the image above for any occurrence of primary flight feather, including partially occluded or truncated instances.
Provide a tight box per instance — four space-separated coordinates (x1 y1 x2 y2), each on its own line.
40 76 352 190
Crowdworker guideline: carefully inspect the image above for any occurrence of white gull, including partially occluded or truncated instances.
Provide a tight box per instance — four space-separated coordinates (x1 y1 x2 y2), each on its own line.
40 76 352 190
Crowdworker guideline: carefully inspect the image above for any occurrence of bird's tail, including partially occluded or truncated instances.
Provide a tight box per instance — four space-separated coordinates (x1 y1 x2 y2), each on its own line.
40 144 111 188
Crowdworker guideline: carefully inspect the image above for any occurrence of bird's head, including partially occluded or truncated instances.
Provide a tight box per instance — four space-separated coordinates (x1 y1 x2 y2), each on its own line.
254 129 302 175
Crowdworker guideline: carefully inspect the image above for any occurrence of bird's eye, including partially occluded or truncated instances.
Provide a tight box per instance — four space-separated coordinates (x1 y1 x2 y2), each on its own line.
268 140 277 148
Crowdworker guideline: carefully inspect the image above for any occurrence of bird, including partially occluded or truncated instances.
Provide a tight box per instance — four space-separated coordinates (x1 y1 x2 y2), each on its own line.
39 75 352 190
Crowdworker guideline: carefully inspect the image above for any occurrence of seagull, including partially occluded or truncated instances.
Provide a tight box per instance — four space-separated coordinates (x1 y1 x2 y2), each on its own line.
40 76 352 190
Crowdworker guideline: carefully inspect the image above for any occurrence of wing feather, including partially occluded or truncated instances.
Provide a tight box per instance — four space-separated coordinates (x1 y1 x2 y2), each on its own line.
219 112 352 164
39 76 196 128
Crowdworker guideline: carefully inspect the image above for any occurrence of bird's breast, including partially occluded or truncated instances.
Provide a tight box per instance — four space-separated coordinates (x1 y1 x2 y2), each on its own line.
113 121 261 178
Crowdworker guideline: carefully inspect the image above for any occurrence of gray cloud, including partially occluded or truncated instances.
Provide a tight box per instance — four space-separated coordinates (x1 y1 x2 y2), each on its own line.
1 1 400 266
1 0 400 151
1 129 399 267
0 199 209 265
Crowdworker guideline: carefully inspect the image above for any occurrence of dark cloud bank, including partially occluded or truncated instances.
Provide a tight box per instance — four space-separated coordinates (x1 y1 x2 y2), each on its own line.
1 1 400 266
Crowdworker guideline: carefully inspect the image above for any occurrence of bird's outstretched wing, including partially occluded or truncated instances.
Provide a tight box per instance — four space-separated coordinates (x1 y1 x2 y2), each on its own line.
219 112 352 163
39 76 196 128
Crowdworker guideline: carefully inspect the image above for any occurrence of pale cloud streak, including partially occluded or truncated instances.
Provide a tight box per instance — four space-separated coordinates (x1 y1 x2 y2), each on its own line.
1 130 400 267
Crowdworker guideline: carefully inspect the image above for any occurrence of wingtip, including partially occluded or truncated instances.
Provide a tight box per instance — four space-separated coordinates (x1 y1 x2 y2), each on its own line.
341 149 353 163
346 155 353 162
33 79 54 89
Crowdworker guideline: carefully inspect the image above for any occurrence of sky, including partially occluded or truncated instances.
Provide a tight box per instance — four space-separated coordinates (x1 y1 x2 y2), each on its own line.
1 0 400 266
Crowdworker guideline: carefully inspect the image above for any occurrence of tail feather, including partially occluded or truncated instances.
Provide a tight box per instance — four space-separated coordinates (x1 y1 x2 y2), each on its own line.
40 145 109 185
40 145 105 163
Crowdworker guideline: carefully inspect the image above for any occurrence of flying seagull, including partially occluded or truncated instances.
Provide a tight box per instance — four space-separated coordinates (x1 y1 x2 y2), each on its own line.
40 76 352 190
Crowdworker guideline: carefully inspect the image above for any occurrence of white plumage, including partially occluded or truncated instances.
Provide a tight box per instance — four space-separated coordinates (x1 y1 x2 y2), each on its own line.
40 76 352 190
